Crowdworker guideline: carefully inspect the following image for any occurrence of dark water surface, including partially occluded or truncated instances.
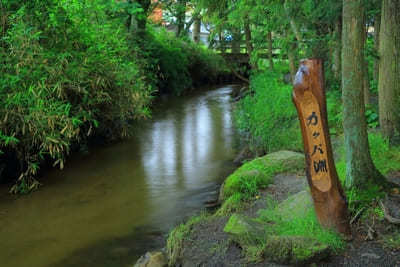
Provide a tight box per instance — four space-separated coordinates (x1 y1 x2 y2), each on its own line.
0 85 239 267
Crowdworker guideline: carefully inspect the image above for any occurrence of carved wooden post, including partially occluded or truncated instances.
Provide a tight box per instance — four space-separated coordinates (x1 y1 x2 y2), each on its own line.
292 59 351 237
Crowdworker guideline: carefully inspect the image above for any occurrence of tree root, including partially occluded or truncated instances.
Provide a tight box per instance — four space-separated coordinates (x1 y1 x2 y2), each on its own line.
379 199 400 225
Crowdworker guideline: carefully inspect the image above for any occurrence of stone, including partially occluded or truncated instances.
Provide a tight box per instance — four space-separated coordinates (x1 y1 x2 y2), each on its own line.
134 251 167 267
264 236 330 265
278 190 314 221
223 213 266 246
361 253 381 260
261 150 305 170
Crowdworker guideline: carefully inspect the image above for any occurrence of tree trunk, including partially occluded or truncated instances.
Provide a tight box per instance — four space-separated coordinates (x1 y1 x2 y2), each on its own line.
176 0 186 37
192 16 201 43
373 10 381 82
244 19 253 56
267 31 274 70
363 59 370 105
129 0 150 38
342 0 384 188
293 59 351 237
378 0 400 143
288 41 297 82
244 19 255 69
219 31 226 53
231 28 241 54
333 18 342 80
284 0 302 43
363 29 370 106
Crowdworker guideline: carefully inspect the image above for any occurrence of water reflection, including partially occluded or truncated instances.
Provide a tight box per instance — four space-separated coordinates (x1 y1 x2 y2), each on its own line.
0 85 239 267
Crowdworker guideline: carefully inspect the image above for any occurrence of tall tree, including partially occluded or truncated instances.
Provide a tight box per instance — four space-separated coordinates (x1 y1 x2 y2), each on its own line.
244 18 253 56
373 1 381 82
342 0 383 188
363 29 370 106
378 0 400 143
129 0 151 38
192 15 201 43
267 31 274 70
176 0 187 37
332 17 342 80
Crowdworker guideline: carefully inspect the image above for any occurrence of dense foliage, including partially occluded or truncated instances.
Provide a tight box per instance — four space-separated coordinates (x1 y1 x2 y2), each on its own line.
0 0 227 193
143 28 228 95
234 63 302 153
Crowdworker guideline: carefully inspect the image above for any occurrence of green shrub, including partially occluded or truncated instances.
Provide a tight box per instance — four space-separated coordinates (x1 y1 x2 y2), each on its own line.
0 0 152 192
141 28 227 95
234 63 302 153
0 1 227 193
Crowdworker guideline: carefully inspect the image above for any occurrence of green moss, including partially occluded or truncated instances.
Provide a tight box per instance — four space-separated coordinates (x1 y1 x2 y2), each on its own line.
222 158 278 200
221 151 304 201
216 193 244 216
261 235 330 265
291 239 329 262
221 191 342 264
223 213 267 246
258 199 344 252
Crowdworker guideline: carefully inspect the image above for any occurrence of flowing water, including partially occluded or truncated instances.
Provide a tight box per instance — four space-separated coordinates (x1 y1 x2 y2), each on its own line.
0 85 240 267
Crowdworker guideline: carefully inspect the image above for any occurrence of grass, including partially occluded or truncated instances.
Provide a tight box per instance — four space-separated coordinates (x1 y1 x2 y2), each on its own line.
234 62 302 154
335 132 400 212
222 158 282 200
216 192 244 216
218 151 304 216
258 200 345 252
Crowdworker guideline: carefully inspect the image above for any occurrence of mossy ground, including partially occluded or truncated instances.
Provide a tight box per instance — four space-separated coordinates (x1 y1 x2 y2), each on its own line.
165 145 400 266
166 151 346 266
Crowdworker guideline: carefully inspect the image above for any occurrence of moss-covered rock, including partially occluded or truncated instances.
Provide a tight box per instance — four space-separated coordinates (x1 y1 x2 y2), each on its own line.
220 151 304 200
166 213 210 266
223 213 267 246
278 190 314 221
224 213 331 265
264 236 330 265
263 150 305 169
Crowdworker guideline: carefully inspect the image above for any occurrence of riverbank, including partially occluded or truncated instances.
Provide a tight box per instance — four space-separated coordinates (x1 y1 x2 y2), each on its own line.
0 85 242 267
153 149 400 267
139 65 400 267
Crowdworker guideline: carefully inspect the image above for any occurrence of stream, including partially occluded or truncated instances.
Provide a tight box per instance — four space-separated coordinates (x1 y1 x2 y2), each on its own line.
0 85 240 267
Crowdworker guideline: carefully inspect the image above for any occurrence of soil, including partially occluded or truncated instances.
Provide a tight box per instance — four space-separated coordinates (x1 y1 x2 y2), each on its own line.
175 172 400 267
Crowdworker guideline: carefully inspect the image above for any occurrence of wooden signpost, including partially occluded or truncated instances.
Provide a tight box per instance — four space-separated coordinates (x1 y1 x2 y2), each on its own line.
292 59 351 237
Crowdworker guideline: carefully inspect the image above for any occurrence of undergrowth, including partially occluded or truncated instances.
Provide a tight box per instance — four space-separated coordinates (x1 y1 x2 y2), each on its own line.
258 204 345 252
335 132 400 212
0 1 227 193
234 63 302 153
